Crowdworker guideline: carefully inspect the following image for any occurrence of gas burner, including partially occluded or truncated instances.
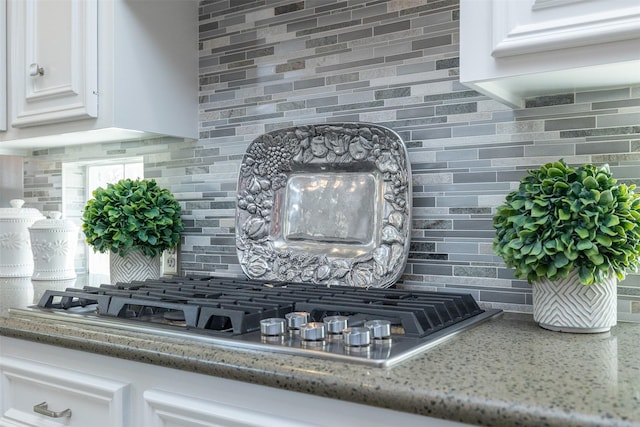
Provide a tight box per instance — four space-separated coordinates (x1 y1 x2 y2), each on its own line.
32 277 501 367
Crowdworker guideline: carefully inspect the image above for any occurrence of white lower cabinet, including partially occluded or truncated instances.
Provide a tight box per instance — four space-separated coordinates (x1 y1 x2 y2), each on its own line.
0 356 128 427
0 337 469 427
143 389 324 427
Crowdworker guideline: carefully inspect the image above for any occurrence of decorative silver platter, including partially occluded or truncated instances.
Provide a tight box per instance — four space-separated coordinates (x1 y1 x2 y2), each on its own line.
236 123 412 288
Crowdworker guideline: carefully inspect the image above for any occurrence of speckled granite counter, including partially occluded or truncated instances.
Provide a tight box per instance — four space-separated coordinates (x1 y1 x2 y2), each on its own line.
1 310 639 427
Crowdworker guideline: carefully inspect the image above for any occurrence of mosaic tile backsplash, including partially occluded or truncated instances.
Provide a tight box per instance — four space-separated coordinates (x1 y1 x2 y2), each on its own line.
23 0 640 320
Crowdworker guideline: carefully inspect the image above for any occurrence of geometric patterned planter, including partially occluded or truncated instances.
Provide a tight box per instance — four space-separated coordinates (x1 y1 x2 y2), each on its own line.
110 251 161 285
532 269 617 333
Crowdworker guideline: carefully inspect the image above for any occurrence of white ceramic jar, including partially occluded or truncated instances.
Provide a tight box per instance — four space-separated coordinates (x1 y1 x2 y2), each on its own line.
29 211 79 280
0 200 45 277
0 277 33 315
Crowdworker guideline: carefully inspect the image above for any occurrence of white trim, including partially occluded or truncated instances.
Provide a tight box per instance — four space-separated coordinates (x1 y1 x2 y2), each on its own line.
491 1 640 57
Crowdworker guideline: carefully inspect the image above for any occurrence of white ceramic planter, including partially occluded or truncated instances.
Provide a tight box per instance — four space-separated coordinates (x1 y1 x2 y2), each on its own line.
29 211 79 280
532 269 617 333
0 200 45 277
110 251 161 284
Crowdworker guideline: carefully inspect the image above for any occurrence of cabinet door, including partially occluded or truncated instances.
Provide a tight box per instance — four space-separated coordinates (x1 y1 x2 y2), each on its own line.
460 0 640 108
1 0 6 131
9 0 97 128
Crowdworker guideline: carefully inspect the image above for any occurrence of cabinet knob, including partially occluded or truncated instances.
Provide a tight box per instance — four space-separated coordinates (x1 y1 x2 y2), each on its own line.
33 402 72 418
29 63 45 77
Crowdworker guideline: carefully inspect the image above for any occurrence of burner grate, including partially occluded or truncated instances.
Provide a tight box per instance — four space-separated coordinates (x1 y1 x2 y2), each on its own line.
36 277 486 338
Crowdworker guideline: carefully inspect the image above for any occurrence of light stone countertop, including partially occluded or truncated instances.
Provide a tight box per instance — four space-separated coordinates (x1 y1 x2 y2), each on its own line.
1 310 639 427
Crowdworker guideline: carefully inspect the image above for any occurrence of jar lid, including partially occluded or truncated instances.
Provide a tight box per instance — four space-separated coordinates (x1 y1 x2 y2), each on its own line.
30 211 79 231
0 199 45 220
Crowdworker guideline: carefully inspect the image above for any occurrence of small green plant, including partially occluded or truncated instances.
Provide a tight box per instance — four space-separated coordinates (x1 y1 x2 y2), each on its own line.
82 178 183 258
493 159 640 285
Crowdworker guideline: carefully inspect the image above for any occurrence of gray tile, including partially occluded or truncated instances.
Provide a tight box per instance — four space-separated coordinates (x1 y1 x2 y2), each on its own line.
412 35 452 50
545 116 596 131
436 196 478 207
316 57 385 73
597 112 640 127
326 73 359 85
453 172 497 184
375 87 411 100
339 28 372 42
315 2 349 14
436 149 477 161
592 98 640 110
437 242 479 254
451 124 496 137
524 144 574 157
306 36 337 48
413 197 436 207
576 88 630 103
318 10 353 27
450 207 492 215
336 81 370 91
525 93 574 107
409 241 437 252
560 126 640 138
576 140 630 155
479 290 527 304
247 47 275 59
436 57 458 70
432 93 484 105
453 219 494 230
412 128 452 140
479 146 524 159
276 101 306 112
412 264 452 276
436 102 476 115
374 20 411 36
296 20 362 37
316 100 384 113
264 82 293 94
294 78 325 90
287 18 318 32
454 266 496 278
397 106 435 119
276 61 306 73
307 96 339 107
275 2 304 15
398 61 436 75
220 52 246 64
385 51 423 63
352 3 388 20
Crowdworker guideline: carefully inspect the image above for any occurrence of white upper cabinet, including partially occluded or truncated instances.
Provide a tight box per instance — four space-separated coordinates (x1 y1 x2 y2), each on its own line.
11 0 98 128
2 0 198 149
1 0 6 132
459 0 640 108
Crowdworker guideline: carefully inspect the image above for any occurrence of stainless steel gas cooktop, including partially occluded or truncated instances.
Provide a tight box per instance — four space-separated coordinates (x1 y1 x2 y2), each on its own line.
25 276 501 367
21 124 501 367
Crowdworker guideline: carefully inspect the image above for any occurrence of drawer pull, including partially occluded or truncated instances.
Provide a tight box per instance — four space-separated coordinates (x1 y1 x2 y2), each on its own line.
33 402 72 418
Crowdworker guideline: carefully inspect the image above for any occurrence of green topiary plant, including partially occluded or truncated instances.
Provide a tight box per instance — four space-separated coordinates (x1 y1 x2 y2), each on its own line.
493 159 640 285
82 178 184 258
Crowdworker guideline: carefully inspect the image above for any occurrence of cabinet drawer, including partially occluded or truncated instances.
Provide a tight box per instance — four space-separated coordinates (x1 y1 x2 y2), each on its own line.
0 356 129 427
